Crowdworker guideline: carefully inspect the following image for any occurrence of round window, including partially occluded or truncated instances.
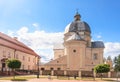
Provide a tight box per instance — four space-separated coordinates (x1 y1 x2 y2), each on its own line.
73 50 76 53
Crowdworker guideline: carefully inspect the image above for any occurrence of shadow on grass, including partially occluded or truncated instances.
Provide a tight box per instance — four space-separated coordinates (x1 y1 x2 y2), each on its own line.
11 79 27 81
102 79 116 81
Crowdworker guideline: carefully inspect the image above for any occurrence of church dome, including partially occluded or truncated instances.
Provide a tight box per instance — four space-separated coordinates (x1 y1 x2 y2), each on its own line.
64 12 91 34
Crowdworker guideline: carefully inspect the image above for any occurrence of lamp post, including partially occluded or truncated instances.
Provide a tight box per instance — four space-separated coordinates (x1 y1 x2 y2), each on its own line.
92 68 95 81
37 57 40 78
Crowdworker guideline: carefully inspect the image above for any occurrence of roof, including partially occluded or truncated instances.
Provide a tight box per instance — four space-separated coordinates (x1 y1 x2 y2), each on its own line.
65 21 91 34
91 41 105 48
64 13 91 34
43 55 67 66
66 32 83 41
0 32 40 58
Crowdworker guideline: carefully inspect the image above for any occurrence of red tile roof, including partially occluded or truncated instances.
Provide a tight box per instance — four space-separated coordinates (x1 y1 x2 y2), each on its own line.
0 32 40 58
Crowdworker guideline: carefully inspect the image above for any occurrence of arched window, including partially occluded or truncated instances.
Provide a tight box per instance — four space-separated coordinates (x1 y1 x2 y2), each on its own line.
93 53 98 60
41 68 45 70
57 61 59 63
57 68 61 70
50 68 54 70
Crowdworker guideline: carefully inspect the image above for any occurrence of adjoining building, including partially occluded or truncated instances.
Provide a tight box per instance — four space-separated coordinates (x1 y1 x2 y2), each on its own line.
0 32 40 74
40 12 105 77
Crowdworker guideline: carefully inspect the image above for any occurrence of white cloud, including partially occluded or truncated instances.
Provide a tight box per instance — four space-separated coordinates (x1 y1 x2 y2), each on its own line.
92 34 120 59
96 35 102 39
104 42 120 59
7 30 15 36
38 50 54 64
17 26 28 34
8 27 64 63
17 27 64 49
93 32 102 41
32 23 39 28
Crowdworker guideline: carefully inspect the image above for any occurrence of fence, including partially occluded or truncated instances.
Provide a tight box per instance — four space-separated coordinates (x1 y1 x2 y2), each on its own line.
40 70 119 78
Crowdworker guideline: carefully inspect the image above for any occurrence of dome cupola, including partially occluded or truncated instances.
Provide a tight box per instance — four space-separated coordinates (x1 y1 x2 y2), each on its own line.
64 12 92 47
74 11 81 21
64 12 91 34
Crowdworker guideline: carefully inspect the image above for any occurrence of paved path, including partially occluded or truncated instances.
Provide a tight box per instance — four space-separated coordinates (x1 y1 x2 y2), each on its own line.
0 78 118 82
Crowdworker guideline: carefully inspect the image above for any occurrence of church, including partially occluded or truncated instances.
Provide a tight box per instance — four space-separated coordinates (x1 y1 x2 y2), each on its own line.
40 12 105 77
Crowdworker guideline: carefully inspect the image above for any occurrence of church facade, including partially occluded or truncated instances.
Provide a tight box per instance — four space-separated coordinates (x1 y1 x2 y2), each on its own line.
40 12 104 76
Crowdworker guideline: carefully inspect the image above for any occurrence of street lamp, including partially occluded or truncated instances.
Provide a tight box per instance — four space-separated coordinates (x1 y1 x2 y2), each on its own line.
37 57 40 78
92 68 95 80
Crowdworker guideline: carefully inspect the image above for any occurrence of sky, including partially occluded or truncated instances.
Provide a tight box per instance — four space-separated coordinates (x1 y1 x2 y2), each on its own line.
0 0 120 63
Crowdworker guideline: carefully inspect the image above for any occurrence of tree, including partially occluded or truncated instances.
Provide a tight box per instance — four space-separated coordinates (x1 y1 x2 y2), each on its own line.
94 64 110 80
107 55 112 61
6 59 21 79
113 54 120 81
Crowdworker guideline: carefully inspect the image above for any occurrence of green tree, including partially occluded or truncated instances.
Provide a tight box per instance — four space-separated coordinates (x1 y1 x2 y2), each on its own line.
113 54 120 81
94 64 110 80
6 59 21 79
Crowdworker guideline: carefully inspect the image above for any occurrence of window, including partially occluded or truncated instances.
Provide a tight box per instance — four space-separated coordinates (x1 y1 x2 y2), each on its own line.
28 65 30 70
33 58 35 63
50 68 54 70
57 68 61 70
3 51 6 57
16 54 18 59
59 55 61 58
28 57 30 62
22 65 24 69
8 52 11 58
41 68 45 70
93 53 98 60
23 56 25 60
73 50 76 53
2 63 5 68
57 61 59 63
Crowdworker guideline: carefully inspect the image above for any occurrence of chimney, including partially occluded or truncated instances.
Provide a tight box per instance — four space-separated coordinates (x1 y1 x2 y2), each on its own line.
14 37 18 40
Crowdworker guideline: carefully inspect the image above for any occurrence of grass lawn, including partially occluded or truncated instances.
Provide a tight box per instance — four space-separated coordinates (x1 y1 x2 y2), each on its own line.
0 75 36 81
0 75 117 81
53 76 116 81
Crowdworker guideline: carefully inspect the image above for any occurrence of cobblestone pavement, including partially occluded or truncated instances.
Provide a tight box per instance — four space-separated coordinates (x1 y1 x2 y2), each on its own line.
0 78 118 82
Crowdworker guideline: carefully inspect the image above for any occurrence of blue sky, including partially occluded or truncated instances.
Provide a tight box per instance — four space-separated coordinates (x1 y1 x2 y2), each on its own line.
0 0 120 62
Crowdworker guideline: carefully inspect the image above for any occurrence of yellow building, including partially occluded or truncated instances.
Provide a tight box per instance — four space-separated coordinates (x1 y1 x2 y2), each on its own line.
0 32 40 73
40 12 105 77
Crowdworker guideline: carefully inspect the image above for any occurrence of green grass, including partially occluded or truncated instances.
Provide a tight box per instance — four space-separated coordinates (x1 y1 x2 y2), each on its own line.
0 75 36 80
54 76 116 81
0 75 117 81
96 78 116 81
81 77 116 81
11 79 27 81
